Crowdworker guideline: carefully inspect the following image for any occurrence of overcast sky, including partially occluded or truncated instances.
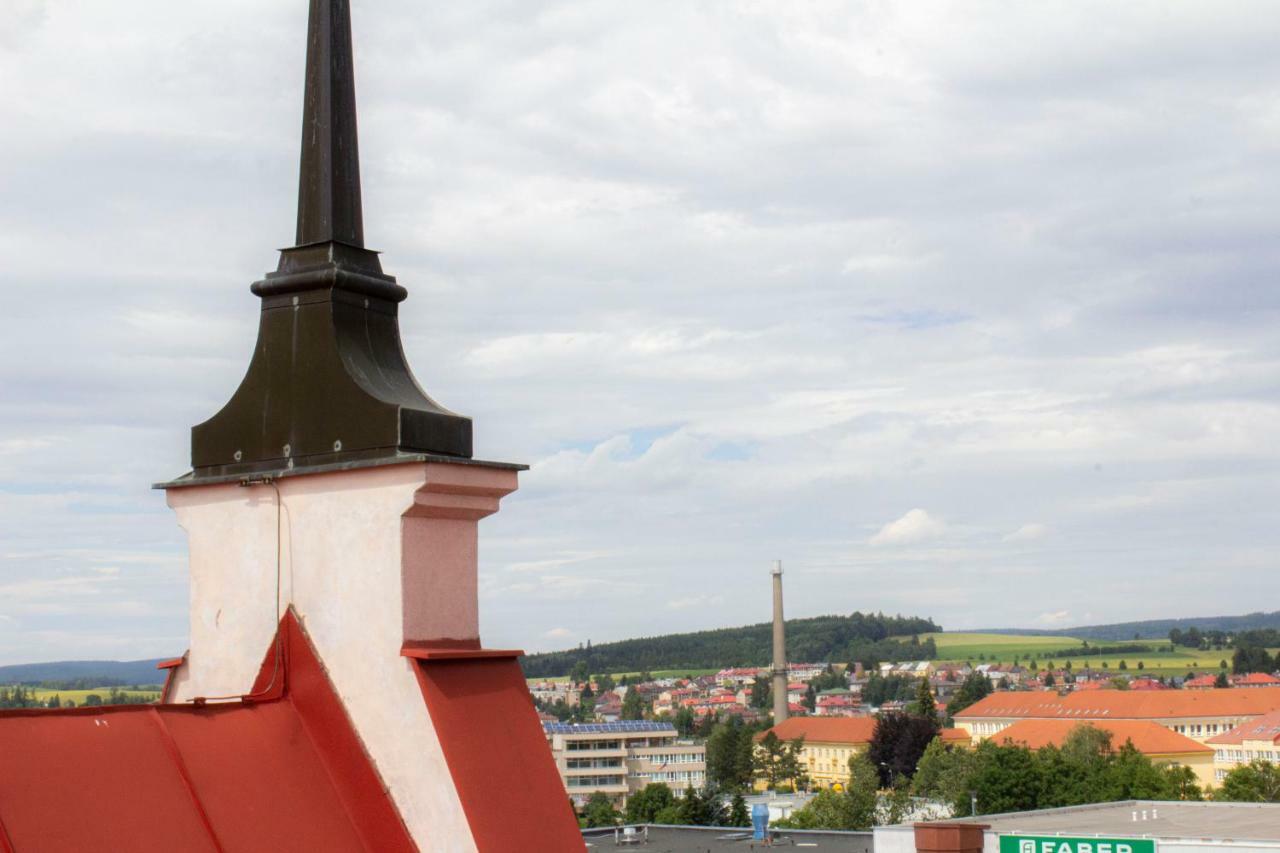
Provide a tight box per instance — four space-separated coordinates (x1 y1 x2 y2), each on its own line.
2 1 1279 666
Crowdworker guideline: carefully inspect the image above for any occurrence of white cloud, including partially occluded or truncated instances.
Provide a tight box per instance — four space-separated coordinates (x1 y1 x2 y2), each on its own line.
1037 611 1073 626
5 1 1280 661
543 627 573 640
869 509 947 547
1003 523 1049 543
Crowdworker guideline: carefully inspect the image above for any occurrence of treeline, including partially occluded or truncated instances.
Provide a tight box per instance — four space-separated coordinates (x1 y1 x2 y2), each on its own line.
913 726 1203 815
0 686 158 710
521 612 941 678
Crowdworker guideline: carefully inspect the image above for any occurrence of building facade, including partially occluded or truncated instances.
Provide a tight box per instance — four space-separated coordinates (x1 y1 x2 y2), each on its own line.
955 688 1280 745
544 721 707 807
1208 709 1280 783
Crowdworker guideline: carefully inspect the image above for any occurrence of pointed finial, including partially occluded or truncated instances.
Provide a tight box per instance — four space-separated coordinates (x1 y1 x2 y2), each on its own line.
296 0 364 248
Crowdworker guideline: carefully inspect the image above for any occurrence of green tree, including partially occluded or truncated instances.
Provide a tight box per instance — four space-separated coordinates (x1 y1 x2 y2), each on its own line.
868 711 940 787
570 661 589 685
968 740 1041 815
749 674 771 710
946 672 993 717
753 731 805 791
621 689 647 720
775 753 878 830
1219 761 1280 803
912 737 978 808
625 783 674 823
673 706 696 737
1215 671 1231 688
1233 646 1277 676
597 673 616 693
675 786 727 826
728 793 750 827
706 719 754 792
581 792 620 827
910 679 937 720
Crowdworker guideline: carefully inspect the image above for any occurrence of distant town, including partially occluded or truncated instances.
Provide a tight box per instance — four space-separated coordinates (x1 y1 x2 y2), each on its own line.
521 600 1280 830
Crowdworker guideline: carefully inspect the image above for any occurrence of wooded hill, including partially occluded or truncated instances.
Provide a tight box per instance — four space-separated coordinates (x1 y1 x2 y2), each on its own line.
983 611 1280 642
520 612 941 679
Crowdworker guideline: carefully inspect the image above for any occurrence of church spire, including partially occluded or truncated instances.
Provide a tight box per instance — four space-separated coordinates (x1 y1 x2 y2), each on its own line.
178 0 475 484
295 0 364 248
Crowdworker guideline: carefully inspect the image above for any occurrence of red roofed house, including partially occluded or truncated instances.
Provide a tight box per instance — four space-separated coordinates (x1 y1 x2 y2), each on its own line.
1184 674 1220 690
994 719 1216 788
1207 709 1280 784
755 716 970 790
0 3 583 851
1233 672 1280 688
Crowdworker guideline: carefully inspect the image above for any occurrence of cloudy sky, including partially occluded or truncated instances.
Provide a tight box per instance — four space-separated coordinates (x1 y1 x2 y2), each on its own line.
2 1 1279 665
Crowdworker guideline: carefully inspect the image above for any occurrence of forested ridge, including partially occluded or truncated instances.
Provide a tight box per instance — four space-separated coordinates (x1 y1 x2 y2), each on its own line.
521 612 940 678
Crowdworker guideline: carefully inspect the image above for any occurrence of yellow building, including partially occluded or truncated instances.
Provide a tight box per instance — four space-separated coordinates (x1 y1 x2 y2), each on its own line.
756 716 970 790
994 719 1216 789
954 688 1280 744
1208 709 1280 785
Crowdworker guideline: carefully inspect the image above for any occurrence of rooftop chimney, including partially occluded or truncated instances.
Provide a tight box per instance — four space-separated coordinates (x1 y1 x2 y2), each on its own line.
772 560 789 723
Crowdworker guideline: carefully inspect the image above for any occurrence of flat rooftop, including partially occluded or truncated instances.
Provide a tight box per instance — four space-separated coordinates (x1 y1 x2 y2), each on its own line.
583 825 873 852
943 801 1280 842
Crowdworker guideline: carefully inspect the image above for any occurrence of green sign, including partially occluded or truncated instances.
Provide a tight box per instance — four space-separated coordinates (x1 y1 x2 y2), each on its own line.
999 837 1156 853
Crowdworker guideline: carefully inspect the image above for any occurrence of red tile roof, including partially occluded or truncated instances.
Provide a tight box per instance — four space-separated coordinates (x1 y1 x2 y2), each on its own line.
1206 710 1280 746
0 613 414 853
1234 673 1280 686
955 687 1280 720
995 719 1211 756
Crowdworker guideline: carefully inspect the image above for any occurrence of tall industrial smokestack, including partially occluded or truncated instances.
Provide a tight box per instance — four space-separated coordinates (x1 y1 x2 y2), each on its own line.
771 560 788 723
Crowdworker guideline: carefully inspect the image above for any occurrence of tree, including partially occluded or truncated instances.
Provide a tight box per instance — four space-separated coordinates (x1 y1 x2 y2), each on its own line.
625 783 674 823
1219 761 1280 803
582 792 620 828
1044 672 1056 688
753 732 805 791
968 740 1041 815
621 688 647 720
775 753 878 830
675 786 727 826
597 673 616 693
946 672 993 717
912 737 978 811
1233 645 1276 676
728 794 750 827
570 661 589 685
803 684 817 713
749 674 771 710
910 679 937 720
706 719 754 792
1215 671 1231 688
868 711 940 788
673 706 696 737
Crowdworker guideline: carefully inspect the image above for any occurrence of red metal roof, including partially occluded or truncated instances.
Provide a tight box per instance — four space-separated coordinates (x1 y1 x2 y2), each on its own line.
0 612 414 853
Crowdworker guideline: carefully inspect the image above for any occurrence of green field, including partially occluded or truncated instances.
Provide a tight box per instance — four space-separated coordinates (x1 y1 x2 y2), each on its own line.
31 687 162 706
925 632 1223 676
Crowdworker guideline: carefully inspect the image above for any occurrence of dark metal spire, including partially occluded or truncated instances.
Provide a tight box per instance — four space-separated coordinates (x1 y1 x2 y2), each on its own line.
174 0 477 485
296 0 364 248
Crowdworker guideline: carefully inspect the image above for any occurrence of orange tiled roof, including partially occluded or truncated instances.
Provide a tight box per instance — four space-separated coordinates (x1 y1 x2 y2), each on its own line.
1207 710 1280 746
955 687 1280 721
1234 673 1280 686
995 719 1211 755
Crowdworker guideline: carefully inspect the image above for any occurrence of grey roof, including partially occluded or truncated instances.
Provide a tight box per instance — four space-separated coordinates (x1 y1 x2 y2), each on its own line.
544 721 676 735
583 824 872 852
928 800 1280 842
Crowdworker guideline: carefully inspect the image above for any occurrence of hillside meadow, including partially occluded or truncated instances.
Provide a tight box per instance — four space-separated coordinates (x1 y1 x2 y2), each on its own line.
926 632 1222 676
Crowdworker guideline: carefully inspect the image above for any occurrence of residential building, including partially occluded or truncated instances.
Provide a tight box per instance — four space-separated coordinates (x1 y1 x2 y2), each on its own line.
544 721 706 807
756 717 970 790
991 719 1215 788
1233 672 1280 688
1208 709 1280 783
955 687 1280 744
815 689 862 717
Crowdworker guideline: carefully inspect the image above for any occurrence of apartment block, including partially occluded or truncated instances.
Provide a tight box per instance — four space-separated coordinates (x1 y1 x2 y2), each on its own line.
544 721 707 808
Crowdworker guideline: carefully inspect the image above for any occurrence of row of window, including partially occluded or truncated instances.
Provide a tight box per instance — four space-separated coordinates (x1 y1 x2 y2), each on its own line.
567 775 625 788
637 753 702 765
566 740 623 751
567 758 622 769
639 771 705 784
1172 721 1240 736
1214 748 1279 762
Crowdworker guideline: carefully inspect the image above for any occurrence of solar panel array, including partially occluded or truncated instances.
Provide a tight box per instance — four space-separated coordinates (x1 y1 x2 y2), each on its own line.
542 721 675 735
